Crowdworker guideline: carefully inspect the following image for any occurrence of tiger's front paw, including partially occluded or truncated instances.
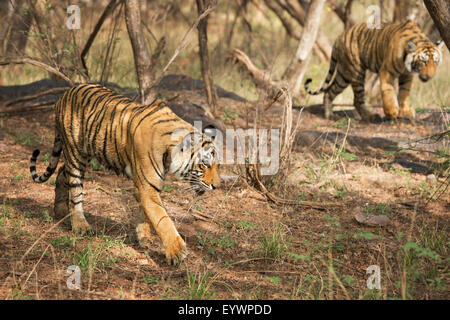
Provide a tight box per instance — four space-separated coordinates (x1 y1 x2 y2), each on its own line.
164 234 188 265
136 222 154 248
383 106 399 119
399 106 415 121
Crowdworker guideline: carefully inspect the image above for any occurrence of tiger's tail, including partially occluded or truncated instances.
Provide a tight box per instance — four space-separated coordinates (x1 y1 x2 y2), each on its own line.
30 133 63 183
304 50 338 95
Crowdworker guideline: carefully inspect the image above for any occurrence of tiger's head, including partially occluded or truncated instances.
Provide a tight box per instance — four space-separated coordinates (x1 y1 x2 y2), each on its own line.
169 127 220 195
405 40 444 82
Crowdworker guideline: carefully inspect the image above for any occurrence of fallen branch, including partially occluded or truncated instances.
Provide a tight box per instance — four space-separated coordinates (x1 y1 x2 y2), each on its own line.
231 48 285 98
0 58 73 85
2 87 69 107
0 101 56 115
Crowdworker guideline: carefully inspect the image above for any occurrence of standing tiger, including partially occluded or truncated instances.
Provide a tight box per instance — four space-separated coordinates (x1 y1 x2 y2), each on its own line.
29 84 220 264
304 20 444 121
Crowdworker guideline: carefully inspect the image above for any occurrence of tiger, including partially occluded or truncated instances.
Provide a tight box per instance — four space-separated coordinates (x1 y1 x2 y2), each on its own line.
29 83 220 264
304 20 444 121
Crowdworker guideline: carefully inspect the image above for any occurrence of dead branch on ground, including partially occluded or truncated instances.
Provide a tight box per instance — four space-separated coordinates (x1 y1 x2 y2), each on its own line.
2 87 69 107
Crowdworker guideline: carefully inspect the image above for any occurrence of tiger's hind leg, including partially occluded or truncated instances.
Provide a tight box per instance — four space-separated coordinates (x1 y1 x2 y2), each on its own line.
323 73 349 119
351 78 380 122
54 165 69 220
66 159 91 234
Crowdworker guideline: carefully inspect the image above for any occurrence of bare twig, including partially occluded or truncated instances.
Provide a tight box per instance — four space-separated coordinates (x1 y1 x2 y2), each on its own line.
81 0 120 76
19 212 73 265
149 5 216 91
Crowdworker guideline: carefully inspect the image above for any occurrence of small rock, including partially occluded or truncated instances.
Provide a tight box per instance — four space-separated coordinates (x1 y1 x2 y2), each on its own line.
355 213 390 227
426 174 437 184
137 258 149 265
286 168 308 185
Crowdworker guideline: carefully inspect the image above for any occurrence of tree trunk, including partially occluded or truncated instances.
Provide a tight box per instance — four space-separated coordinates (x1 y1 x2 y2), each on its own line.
231 0 325 101
5 0 32 57
393 0 409 22
423 0 450 50
282 0 325 95
124 0 155 104
196 0 219 116
343 0 354 30
270 0 332 60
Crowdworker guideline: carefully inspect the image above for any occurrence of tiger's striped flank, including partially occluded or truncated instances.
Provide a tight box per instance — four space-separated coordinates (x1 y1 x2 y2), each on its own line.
304 20 444 121
29 84 220 265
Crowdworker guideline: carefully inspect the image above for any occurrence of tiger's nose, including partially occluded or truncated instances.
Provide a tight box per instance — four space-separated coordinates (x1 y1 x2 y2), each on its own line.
211 184 217 190
419 74 430 82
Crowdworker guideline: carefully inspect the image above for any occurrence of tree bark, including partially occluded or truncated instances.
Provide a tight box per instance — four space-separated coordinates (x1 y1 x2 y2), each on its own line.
196 0 219 116
269 0 332 60
231 0 325 101
124 0 155 104
423 0 450 50
282 0 325 95
393 0 409 22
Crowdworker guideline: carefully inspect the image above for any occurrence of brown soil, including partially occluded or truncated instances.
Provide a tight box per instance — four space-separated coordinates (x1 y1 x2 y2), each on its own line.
0 82 448 300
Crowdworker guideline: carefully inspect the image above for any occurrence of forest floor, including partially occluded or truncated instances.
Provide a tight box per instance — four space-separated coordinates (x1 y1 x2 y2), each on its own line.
0 78 448 300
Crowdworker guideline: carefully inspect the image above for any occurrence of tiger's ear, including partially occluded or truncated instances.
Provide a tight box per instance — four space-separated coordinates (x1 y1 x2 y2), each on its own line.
203 125 217 141
435 40 444 51
407 40 416 53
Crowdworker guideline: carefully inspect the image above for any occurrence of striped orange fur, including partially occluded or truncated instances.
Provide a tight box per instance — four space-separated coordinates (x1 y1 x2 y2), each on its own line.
305 20 444 121
29 84 220 264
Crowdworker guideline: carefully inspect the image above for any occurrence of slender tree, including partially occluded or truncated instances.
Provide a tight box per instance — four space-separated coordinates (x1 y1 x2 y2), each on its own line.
282 0 325 95
196 0 219 115
231 0 325 101
124 0 155 104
